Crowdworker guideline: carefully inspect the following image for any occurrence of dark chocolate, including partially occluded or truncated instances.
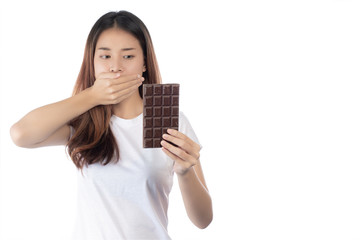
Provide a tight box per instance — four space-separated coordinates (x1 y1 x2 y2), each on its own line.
143 84 179 148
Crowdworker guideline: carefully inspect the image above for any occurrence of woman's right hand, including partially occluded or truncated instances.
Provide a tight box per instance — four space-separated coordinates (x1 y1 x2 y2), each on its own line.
10 72 144 148
90 72 144 106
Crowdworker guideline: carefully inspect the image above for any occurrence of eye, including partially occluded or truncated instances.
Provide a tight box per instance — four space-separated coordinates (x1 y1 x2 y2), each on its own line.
123 55 134 59
100 55 111 59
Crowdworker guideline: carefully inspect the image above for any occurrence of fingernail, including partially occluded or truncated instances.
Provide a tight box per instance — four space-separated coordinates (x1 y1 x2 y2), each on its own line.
162 134 168 139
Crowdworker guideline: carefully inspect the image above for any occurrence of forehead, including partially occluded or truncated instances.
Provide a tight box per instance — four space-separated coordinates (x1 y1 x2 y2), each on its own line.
96 28 141 49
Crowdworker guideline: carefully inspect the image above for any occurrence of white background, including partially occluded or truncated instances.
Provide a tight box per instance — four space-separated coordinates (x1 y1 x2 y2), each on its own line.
1 0 360 239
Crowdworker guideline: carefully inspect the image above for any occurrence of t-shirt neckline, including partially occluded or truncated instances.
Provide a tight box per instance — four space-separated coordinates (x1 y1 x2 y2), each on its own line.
111 113 143 126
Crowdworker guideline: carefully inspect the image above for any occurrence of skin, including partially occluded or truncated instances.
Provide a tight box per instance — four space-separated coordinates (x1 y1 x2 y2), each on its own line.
10 27 213 229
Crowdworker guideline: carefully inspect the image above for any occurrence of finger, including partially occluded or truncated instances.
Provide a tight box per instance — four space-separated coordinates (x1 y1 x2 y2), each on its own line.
162 133 192 152
110 82 142 104
97 73 143 87
161 140 197 165
162 144 191 168
97 72 122 79
166 128 189 141
163 133 200 160
166 129 200 149
162 146 181 162
112 74 144 85
163 129 201 159
161 144 197 172
162 147 194 173
110 77 143 94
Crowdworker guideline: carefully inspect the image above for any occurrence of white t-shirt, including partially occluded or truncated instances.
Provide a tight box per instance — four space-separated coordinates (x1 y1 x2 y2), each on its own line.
71 111 200 240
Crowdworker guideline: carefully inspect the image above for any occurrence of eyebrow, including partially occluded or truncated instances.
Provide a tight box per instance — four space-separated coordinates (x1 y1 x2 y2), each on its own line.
97 47 136 51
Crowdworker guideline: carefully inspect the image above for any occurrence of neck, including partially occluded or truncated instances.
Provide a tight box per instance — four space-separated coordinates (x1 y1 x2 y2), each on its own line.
112 91 143 119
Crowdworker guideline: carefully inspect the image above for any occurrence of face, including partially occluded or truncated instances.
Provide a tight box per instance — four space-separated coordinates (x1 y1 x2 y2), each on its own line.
94 28 146 78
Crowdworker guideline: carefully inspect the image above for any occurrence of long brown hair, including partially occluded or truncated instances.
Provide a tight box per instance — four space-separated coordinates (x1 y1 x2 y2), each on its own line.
67 11 161 169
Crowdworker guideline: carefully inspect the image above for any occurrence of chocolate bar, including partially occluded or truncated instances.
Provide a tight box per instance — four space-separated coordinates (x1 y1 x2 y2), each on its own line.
143 84 179 148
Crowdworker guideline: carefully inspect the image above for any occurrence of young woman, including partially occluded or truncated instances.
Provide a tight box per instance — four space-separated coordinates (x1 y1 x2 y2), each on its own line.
10 11 212 239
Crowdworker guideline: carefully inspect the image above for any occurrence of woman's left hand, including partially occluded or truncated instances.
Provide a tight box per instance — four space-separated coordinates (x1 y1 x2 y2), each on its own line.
161 129 201 176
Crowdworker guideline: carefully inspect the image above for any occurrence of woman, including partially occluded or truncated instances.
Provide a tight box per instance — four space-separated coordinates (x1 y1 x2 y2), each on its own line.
10 11 212 239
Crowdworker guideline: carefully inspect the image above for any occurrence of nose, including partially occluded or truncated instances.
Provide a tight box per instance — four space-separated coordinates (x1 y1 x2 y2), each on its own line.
109 58 124 73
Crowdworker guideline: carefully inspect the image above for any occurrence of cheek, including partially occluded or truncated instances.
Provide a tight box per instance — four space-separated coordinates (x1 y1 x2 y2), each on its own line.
94 59 109 78
129 59 145 74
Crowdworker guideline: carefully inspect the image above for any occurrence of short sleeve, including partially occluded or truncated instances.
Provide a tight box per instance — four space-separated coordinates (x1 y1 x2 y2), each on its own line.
179 111 202 150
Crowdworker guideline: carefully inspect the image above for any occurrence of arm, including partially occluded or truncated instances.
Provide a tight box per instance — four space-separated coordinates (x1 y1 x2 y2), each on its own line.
161 129 213 229
10 88 95 148
10 73 144 148
176 162 213 229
